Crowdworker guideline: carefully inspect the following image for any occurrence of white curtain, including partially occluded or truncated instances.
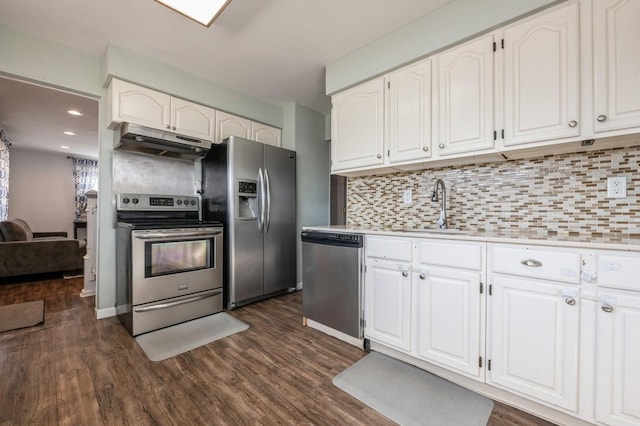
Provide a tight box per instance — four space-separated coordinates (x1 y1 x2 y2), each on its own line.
0 127 10 221
72 157 99 219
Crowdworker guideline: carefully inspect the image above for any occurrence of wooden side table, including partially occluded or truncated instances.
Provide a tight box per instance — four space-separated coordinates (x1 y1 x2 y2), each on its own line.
73 220 87 239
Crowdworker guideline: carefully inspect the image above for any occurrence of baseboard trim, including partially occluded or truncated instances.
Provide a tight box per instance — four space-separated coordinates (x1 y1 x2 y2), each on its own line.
80 289 95 298
96 306 116 319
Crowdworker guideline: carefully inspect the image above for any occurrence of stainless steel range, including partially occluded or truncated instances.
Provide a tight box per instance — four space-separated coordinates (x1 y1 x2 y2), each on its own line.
115 193 223 336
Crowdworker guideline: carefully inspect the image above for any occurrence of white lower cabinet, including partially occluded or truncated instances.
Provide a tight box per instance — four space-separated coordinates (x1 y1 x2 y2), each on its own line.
415 266 483 379
364 258 412 352
487 274 580 412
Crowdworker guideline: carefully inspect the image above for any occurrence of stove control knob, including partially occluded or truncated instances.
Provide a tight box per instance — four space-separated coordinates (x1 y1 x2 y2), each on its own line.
190 200 197 205
184 199 190 206
132 198 139 204
122 197 130 204
177 199 183 205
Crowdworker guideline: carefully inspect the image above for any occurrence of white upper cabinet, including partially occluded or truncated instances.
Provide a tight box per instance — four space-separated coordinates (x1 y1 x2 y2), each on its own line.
593 0 640 134
502 2 580 147
252 122 282 147
109 78 215 141
109 79 170 131
171 97 216 140
387 59 433 163
331 78 385 172
437 34 496 157
215 111 252 143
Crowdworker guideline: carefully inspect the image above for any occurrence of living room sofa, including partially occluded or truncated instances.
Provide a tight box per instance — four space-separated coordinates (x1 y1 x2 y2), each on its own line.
0 218 85 279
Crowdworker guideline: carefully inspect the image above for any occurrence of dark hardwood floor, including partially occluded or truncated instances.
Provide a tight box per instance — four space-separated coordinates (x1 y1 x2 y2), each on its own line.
0 277 554 425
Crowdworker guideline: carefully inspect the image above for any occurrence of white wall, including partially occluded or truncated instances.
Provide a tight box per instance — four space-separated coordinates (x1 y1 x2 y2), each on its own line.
8 148 76 237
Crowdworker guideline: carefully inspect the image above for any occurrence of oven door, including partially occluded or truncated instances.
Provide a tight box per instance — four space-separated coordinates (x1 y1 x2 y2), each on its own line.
131 227 223 305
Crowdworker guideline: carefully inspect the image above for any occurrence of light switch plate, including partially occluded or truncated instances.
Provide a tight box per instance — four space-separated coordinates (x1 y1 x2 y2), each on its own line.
403 190 412 204
607 176 627 198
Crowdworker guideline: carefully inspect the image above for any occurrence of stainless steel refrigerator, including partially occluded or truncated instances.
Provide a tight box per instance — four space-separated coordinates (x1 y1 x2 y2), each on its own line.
202 135 297 309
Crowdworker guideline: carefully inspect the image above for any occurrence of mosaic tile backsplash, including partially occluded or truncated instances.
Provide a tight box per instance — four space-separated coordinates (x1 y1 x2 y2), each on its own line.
347 144 640 241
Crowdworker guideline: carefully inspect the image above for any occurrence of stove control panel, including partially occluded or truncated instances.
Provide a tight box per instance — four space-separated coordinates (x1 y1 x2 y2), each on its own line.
117 193 199 211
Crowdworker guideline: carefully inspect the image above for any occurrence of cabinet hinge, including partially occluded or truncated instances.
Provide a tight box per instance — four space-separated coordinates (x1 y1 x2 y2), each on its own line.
479 356 483 368
364 265 367 274
493 41 496 52
488 359 492 371
387 149 390 157
489 284 493 296
363 319 367 328
388 81 391 89
501 38 504 49
493 130 497 141
501 129 504 139
480 282 483 294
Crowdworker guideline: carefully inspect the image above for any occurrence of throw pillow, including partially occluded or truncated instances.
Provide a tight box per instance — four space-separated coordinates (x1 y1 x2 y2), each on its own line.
0 220 30 241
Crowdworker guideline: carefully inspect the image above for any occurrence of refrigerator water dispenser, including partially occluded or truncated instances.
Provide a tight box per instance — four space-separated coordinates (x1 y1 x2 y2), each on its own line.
237 180 258 219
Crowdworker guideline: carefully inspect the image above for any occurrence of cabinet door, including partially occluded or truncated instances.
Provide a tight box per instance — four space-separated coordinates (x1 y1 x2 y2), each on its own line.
110 79 170 131
252 122 282 147
171 98 215 140
416 267 482 379
437 34 495 156
502 3 579 146
364 259 411 352
387 59 432 163
593 0 640 133
331 78 385 171
488 275 579 412
596 291 640 426
216 111 252 142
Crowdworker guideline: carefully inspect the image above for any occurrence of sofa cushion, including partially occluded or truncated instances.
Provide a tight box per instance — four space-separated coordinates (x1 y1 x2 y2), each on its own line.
0 219 31 241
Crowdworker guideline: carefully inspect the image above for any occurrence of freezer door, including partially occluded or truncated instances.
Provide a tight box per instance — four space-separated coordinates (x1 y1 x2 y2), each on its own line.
263 145 297 294
228 136 265 304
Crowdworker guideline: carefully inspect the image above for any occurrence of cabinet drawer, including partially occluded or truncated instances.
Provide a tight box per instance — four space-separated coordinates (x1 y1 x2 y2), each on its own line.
366 236 412 262
490 245 580 283
597 252 640 291
416 240 483 270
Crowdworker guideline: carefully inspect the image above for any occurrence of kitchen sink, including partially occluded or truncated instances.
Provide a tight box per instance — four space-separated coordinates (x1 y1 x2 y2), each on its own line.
391 228 471 235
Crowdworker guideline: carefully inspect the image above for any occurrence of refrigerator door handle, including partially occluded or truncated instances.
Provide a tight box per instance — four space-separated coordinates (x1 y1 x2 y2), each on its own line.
265 168 271 233
258 167 265 233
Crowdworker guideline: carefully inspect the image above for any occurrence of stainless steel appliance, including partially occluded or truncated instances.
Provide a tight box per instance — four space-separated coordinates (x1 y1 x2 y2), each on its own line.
202 136 296 309
115 193 223 336
301 230 364 339
115 122 212 160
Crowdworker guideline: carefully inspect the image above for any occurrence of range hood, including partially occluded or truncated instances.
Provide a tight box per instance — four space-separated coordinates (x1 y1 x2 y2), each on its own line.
115 122 212 160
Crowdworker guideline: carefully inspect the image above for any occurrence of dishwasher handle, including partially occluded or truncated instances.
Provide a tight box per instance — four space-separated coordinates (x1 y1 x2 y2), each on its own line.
301 231 363 248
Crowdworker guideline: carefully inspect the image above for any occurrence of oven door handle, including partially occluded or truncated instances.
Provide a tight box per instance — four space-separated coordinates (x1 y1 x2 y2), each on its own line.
134 290 222 313
134 230 222 240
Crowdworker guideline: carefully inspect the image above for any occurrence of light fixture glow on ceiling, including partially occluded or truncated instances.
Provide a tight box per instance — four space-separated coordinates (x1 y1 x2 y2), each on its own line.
67 110 83 116
60 145 70 149
154 0 232 27
64 131 75 136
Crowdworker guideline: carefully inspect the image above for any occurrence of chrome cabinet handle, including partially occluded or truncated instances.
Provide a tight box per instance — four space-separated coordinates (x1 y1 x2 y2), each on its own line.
172 126 176 131
521 259 543 268
568 120 578 128
377 154 382 159
439 143 445 149
402 271 408 277
597 114 607 122
601 304 614 313
565 297 576 306
422 146 429 152
165 124 171 129
419 273 426 280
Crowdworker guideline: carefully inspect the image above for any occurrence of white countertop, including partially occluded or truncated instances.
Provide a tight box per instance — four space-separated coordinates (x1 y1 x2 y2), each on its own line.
302 225 640 252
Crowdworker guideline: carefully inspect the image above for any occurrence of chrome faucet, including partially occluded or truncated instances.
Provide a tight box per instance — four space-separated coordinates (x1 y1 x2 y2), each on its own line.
431 179 447 229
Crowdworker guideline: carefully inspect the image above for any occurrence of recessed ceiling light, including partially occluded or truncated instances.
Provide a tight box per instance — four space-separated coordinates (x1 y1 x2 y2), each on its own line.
64 131 75 136
67 110 83 116
154 0 232 27
60 145 70 149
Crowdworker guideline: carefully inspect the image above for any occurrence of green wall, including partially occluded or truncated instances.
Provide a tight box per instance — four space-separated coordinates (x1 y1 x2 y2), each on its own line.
326 0 563 94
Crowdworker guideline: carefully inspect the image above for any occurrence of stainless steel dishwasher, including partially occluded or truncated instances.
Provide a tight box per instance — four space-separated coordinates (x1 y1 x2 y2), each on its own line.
301 230 364 339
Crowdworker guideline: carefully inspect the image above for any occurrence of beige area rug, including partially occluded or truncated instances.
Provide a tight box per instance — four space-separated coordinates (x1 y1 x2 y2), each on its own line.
0 300 45 333
135 312 249 362
334 352 494 426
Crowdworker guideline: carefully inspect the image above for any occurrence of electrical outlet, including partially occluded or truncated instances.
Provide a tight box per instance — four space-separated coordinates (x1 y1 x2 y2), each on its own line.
607 176 627 198
403 189 412 204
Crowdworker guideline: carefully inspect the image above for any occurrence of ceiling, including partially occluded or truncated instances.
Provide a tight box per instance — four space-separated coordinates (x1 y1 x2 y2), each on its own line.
0 0 453 158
